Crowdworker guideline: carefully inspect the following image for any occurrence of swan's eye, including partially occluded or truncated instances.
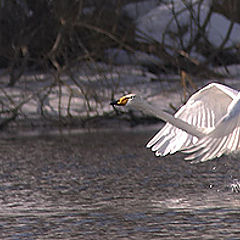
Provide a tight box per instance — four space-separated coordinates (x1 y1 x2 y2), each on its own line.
129 95 135 100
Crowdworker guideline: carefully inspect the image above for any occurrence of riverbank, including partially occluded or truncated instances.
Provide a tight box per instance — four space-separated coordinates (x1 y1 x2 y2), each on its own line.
0 64 240 136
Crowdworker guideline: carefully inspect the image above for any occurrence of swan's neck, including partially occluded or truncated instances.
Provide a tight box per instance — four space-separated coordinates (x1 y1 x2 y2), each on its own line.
132 99 205 138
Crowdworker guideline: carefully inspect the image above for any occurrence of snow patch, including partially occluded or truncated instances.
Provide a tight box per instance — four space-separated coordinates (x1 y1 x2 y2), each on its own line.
136 1 240 48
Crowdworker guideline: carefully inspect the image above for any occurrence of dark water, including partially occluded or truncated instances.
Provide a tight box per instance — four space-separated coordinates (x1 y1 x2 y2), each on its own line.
0 129 240 239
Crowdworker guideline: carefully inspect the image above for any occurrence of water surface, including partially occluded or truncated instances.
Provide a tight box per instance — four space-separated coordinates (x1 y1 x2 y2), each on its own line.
0 129 240 239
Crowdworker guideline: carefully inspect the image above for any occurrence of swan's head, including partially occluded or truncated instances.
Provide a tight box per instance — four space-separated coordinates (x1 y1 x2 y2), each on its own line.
110 93 139 107
111 94 150 114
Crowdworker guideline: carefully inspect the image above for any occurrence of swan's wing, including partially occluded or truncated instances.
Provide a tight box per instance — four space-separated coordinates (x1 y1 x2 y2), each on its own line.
147 83 238 156
184 99 240 162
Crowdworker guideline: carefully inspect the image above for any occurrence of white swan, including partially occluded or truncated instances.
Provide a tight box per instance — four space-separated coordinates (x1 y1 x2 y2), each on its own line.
111 83 240 163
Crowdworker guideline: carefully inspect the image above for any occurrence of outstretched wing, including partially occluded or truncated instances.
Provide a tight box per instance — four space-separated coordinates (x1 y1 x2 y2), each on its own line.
147 83 238 157
184 93 240 162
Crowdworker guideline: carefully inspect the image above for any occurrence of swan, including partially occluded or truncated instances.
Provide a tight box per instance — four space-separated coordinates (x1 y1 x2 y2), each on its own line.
111 83 240 163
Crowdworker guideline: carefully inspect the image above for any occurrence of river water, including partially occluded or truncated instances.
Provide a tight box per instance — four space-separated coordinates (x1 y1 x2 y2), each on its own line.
0 129 240 239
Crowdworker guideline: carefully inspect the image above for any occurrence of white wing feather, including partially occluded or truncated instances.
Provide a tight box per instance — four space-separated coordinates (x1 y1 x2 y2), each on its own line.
184 93 240 162
147 83 238 158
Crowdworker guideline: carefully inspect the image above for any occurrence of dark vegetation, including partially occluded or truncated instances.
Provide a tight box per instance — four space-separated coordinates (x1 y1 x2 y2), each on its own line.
0 0 239 128
0 0 136 85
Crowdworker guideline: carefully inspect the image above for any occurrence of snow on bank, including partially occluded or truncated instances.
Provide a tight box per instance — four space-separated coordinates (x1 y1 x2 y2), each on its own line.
0 64 159 123
107 0 240 68
134 0 240 48
106 0 238 67
1 63 240 129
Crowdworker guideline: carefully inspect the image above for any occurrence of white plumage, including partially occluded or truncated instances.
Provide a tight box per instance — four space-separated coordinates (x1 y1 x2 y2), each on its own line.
112 83 240 162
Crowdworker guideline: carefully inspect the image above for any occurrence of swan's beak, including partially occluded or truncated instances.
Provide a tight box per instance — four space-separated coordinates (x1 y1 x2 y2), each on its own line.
110 96 128 106
110 100 118 106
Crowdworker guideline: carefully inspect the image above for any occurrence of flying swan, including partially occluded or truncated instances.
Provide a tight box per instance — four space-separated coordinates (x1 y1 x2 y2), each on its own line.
111 83 240 163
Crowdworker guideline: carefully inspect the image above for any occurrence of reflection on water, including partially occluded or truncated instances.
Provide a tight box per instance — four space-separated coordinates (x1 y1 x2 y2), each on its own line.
0 130 240 239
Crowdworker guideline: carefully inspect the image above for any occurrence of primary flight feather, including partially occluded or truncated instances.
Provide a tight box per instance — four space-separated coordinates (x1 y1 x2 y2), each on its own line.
111 83 240 163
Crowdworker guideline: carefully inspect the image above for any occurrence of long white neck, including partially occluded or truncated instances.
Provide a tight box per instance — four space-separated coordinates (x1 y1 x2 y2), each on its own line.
131 99 206 138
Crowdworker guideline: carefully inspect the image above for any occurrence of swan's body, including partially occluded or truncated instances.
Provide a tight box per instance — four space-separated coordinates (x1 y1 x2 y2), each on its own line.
111 83 240 162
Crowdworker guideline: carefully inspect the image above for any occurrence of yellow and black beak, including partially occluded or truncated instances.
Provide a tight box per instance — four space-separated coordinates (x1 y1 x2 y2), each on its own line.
110 96 129 106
